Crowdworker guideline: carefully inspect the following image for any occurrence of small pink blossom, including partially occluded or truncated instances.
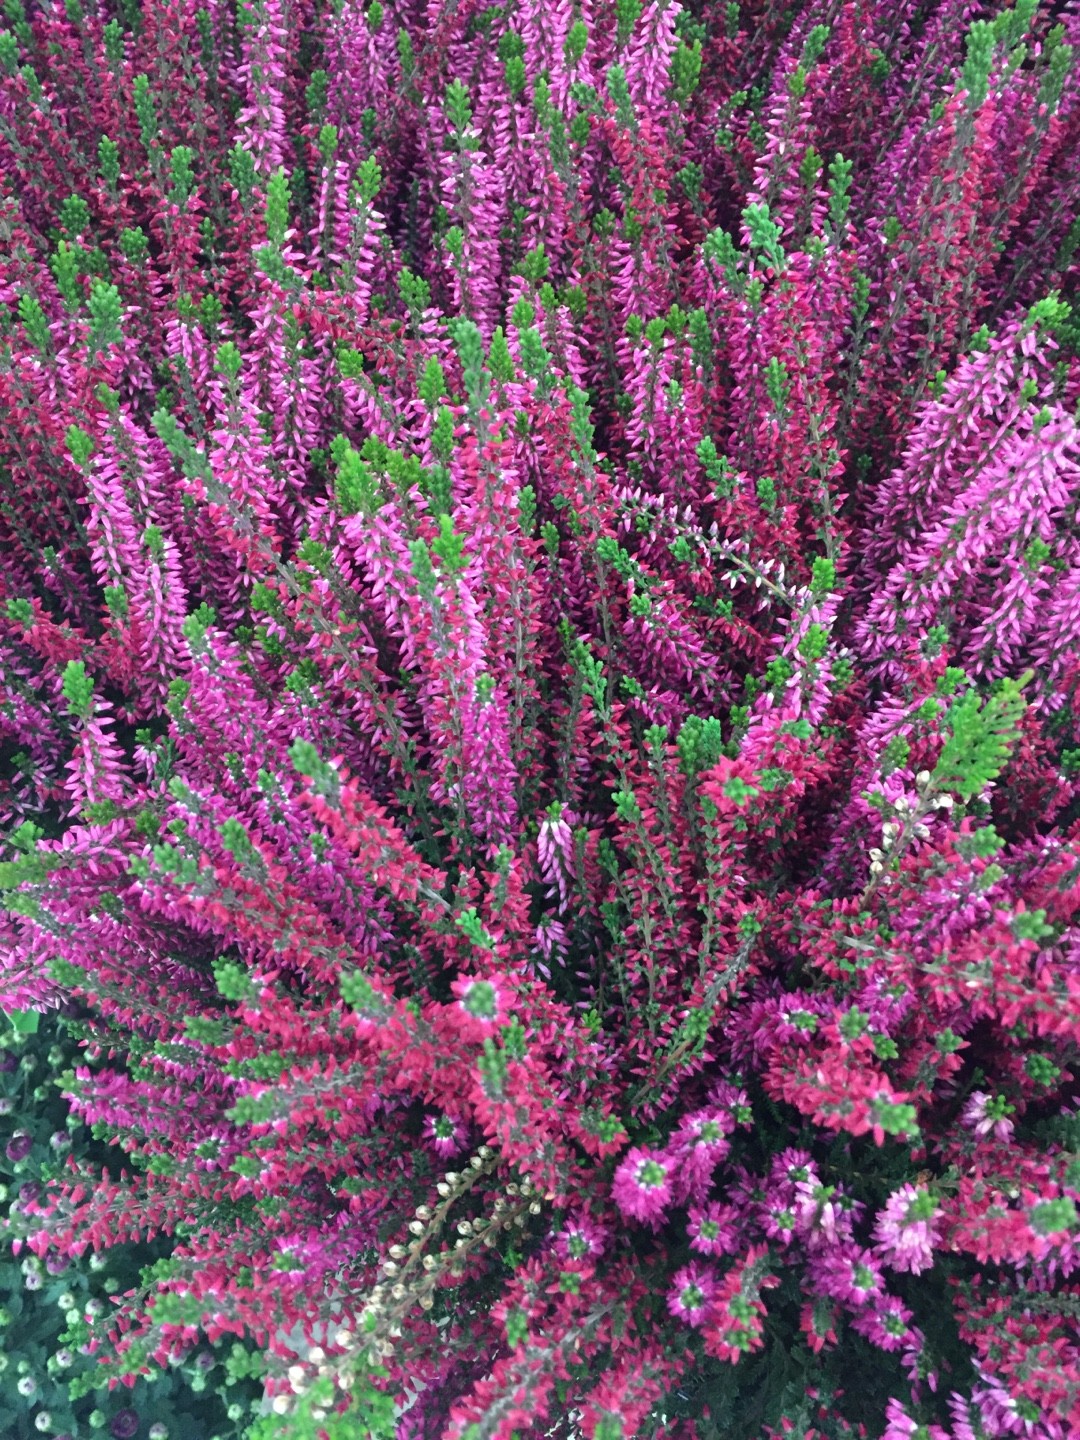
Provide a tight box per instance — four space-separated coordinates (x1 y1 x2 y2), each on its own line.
874 1185 940 1275
666 1263 715 1327
423 1112 466 1158
553 1214 609 1263
612 1147 673 1229
961 1091 1015 1143
687 1202 740 1257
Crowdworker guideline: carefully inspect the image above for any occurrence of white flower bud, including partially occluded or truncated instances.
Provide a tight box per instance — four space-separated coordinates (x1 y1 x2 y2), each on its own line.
436 1183 451 1198
391 1283 406 1300
408 1221 425 1235
388 1245 406 1260
272 1394 291 1415
913 823 930 840
457 1220 473 1235
936 794 954 809
415 1205 432 1221
35 1412 52 1432
506 1184 519 1196
916 769 931 788
470 1155 484 1169
868 848 884 862
419 1294 435 1310
529 1201 542 1215
477 1145 492 1159
869 861 884 875
382 1261 399 1277
287 1364 306 1386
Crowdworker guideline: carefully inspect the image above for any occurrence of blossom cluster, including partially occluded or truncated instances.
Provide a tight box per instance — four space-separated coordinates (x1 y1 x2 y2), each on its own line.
1 0 1079 1437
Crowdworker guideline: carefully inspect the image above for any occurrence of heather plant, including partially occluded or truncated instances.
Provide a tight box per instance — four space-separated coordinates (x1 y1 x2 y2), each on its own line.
0 1 1079 1438
0 1012 266 1438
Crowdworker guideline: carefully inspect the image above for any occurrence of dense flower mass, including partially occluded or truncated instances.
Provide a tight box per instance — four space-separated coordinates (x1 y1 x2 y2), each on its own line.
0 0 1079 1436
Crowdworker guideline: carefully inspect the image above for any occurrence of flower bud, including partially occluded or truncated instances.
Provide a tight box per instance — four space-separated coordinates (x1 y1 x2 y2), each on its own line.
457 1220 473 1235
477 1145 492 1159
415 1205 432 1220
529 1201 542 1215
419 1294 435 1309
388 1244 406 1260
308 1346 325 1365
382 1261 399 1277
470 1155 484 1169
408 1221 425 1235
444 1172 460 1185
916 769 931 788
436 1183 451 1197
391 1283 406 1300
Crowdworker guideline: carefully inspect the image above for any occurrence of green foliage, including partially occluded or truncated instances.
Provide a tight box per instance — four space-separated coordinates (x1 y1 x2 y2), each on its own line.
87 279 123 352
743 202 785 272
264 167 290 246
931 673 1030 799
60 660 93 717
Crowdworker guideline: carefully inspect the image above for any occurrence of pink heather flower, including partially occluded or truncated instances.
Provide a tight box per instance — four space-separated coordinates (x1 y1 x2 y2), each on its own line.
792 1180 855 1249
687 1202 740 1257
961 1091 1016 1143
666 1263 715 1328
449 974 510 1033
669 1108 732 1202
553 1214 609 1263
767 1148 816 1192
851 1293 916 1353
423 1112 466 1158
882 1397 950 1440
761 1201 797 1245
707 1081 753 1127
537 803 574 910
874 1185 940 1275
612 1147 673 1229
808 1244 885 1310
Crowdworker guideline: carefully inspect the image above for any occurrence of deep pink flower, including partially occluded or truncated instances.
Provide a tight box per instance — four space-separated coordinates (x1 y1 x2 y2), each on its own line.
874 1186 940 1275
687 1202 740 1257
961 1091 1015 1144
666 1263 715 1327
612 1147 673 1228
423 1112 467 1158
553 1214 609 1262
